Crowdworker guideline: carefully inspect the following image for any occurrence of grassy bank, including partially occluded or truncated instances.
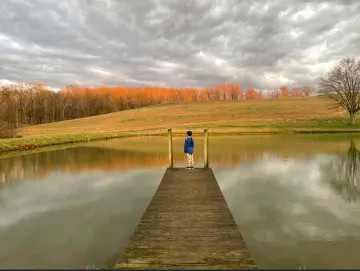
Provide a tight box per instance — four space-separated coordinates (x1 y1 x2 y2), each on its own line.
0 132 136 153
1 96 360 153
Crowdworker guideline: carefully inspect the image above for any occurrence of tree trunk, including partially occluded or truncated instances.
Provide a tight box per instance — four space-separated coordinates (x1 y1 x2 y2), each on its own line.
350 113 356 125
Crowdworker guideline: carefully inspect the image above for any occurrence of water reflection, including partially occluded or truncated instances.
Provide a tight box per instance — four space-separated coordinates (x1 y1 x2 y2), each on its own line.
0 169 163 268
214 136 360 268
1 135 360 268
0 145 165 268
326 141 360 202
0 146 167 186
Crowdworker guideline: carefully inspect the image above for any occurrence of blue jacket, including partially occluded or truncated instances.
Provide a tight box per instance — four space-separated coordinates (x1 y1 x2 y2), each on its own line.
184 136 194 154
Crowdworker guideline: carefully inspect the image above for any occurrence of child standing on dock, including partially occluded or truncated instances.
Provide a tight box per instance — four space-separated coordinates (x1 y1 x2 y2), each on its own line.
184 131 195 169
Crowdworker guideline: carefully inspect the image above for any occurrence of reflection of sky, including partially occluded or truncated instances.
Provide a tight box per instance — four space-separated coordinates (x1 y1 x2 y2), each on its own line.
214 154 360 268
2 136 360 268
0 169 163 268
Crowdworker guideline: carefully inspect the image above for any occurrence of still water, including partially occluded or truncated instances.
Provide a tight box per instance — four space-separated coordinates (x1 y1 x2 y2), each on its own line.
0 134 360 268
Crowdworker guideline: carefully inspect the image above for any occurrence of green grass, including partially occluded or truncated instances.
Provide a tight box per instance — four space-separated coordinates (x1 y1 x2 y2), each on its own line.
0 132 140 152
274 118 360 129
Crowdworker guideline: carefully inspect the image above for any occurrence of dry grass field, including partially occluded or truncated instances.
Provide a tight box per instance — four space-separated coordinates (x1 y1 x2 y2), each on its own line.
20 96 346 136
1 96 359 153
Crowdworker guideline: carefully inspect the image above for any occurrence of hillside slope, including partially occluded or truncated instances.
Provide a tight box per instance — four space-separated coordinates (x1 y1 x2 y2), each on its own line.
2 96 359 153
21 96 345 137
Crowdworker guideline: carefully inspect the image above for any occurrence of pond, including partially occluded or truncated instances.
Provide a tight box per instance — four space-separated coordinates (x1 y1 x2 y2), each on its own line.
0 134 360 268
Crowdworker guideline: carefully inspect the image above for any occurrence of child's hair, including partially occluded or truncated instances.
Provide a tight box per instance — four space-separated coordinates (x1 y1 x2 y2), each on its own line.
187 130 192 136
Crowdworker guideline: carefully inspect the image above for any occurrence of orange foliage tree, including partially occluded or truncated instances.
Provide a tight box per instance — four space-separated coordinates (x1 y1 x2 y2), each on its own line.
279 86 289 97
245 88 261 100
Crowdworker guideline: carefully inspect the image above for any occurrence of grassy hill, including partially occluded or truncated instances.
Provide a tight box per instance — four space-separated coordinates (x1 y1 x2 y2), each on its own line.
1 96 360 153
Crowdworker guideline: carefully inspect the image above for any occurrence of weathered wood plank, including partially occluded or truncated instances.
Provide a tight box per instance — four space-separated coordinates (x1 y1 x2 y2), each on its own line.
115 168 255 269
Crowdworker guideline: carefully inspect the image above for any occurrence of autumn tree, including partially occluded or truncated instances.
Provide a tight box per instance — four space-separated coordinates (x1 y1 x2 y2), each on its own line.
0 87 18 137
279 86 289 97
302 86 313 96
320 58 360 124
245 88 261 100
270 89 280 99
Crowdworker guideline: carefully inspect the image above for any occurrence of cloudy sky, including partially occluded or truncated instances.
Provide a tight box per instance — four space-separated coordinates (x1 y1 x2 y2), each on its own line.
0 0 359 90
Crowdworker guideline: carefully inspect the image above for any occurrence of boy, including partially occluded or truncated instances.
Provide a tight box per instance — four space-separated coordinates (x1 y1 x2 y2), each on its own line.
184 130 194 169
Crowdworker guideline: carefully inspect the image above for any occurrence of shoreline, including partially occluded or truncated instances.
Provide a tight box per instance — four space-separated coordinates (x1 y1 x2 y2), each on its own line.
1 128 360 155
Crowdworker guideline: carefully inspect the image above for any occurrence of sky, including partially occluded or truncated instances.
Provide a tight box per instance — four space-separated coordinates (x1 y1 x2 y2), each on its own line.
0 0 359 90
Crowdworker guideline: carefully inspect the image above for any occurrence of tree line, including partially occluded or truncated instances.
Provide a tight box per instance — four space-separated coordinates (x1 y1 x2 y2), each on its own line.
0 83 311 138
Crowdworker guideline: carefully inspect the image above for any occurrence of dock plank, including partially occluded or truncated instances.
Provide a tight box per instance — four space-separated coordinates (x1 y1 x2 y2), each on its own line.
115 168 255 269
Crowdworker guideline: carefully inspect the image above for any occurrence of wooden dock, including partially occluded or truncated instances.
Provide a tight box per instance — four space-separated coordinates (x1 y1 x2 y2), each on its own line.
115 168 255 269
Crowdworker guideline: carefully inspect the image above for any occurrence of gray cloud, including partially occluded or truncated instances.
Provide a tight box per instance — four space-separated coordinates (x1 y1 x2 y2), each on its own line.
0 0 359 89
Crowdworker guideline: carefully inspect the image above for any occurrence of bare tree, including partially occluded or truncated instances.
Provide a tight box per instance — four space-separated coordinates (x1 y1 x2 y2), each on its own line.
0 88 17 138
320 58 360 124
328 140 360 202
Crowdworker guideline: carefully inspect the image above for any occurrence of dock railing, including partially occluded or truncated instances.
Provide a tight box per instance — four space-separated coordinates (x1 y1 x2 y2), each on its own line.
168 128 174 168
168 128 209 169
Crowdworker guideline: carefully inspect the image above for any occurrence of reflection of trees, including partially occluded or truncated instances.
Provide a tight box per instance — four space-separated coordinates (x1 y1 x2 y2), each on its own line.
0 147 167 187
330 140 360 202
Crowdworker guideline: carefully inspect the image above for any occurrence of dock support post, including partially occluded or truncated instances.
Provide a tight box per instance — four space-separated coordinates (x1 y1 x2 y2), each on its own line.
204 128 209 168
168 128 173 168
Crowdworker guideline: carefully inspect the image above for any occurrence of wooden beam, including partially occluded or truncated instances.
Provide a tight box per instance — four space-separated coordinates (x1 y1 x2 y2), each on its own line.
204 128 209 168
168 128 173 168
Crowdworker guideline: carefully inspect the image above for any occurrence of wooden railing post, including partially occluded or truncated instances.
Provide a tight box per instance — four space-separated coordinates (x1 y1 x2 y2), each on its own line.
204 129 209 168
168 128 173 168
